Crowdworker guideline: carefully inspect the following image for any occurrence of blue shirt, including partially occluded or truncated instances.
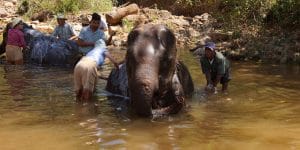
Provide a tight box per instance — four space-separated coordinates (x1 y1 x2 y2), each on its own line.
86 39 107 66
52 23 75 40
78 26 106 54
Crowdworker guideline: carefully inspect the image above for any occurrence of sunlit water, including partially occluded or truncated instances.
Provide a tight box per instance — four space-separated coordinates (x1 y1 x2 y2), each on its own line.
0 49 299 150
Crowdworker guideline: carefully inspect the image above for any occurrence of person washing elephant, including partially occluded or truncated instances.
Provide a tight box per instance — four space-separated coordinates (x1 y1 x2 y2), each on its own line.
200 42 231 94
76 13 114 55
74 39 119 101
5 18 27 65
52 13 77 40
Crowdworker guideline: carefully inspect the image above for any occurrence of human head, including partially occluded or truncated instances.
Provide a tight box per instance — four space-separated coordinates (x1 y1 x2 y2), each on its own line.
90 13 100 31
11 18 23 29
204 42 216 59
56 13 67 26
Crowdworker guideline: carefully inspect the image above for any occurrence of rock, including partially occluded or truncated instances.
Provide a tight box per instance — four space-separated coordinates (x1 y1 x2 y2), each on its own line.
171 18 190 27
34 25 54 34
31 10 53 22
0 8 8 17
188 27 200 38
160 10 172 19
199 13 211 22
11 0 17 5
30 20 39 24
209 32 231 41
4 1 14 7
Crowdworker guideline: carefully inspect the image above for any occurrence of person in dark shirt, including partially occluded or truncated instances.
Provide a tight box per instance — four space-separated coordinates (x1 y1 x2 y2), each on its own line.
200 42 231 93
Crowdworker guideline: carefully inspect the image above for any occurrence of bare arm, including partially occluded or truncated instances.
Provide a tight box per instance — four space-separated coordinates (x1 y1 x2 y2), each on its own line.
76 38 94 47
68 35 78 40
205 72 212 85
105 31 116 45
104 51 119 69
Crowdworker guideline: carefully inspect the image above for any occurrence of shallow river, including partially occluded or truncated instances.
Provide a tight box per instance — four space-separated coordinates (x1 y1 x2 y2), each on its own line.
0 50 299 150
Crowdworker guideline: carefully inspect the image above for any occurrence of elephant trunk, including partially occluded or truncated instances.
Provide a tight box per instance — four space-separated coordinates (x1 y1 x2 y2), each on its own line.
129 64 159 116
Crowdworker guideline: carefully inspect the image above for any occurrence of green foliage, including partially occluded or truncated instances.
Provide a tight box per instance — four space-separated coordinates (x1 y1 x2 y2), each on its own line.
55 0 80 13
218 0 274 26
23 0 114 16
122 19 134 33
265 0 300 29
175 0 197 6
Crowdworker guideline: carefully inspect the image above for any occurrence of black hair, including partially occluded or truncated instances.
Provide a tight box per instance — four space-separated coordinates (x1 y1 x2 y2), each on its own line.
91 13 101 21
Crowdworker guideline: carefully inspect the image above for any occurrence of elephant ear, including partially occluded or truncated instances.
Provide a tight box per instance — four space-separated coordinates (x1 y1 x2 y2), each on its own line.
158 26 176 52
126 29 139 51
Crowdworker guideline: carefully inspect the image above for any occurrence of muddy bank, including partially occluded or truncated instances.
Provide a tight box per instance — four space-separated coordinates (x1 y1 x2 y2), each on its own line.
0 1 299 64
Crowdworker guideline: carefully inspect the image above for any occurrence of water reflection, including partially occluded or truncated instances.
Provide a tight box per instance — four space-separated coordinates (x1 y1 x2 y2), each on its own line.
0 50 300 149
3 65 27 101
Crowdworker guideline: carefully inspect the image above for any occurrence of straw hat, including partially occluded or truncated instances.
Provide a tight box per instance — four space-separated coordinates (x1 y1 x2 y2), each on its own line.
11 18 23 28
57 13 67 20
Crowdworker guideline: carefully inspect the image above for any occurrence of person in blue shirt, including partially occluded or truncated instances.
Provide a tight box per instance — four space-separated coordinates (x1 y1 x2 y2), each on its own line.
76 13 106 55
74 39 119 101
52 13 76 40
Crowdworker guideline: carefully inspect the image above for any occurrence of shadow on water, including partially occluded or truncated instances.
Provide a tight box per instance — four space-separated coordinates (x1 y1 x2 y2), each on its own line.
0 48 299 149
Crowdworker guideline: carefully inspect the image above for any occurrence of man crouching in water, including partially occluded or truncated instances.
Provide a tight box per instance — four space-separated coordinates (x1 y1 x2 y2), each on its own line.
200 42 231 94
74 39 119 101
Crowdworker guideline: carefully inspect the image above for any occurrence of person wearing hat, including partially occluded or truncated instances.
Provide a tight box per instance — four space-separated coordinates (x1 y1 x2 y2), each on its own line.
200 42 231 93
5 18 26 65
52 13 76 40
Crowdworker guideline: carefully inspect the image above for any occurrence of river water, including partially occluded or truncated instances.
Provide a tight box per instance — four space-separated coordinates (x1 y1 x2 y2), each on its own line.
0 49 299 150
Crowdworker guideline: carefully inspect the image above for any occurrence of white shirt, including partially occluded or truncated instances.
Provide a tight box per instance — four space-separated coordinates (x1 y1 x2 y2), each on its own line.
99 19 108 31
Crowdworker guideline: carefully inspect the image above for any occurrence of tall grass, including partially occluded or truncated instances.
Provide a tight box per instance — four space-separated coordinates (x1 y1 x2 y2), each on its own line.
20 0 115 17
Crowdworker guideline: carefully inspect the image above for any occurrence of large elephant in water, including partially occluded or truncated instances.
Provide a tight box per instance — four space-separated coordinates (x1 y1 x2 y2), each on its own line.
106 24 194 116
0 22 81 66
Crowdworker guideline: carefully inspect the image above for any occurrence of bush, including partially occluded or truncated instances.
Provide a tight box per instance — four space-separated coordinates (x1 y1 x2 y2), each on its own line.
218 0 274 25
265 0 300 29
21 0 115 17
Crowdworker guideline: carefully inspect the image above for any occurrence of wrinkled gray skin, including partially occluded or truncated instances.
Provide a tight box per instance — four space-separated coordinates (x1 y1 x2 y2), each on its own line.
106 24 194 116
0 22 81 66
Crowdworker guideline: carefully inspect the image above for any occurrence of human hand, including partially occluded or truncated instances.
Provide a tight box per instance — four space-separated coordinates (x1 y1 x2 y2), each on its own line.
205 84 214 91
205 84 218 94
213 87 218 94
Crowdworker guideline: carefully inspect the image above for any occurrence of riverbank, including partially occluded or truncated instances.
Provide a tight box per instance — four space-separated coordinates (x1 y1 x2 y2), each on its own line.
0 0 299 64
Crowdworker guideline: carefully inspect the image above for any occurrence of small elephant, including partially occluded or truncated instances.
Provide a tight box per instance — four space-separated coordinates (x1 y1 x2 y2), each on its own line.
106 24 194 116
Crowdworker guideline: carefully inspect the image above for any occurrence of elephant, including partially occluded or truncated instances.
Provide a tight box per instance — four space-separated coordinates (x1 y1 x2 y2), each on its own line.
0 22 81 66
106 24 194 116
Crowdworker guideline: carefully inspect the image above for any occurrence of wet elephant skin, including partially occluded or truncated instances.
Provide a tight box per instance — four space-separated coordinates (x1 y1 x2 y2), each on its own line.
0 22 81 66
106 24 194 117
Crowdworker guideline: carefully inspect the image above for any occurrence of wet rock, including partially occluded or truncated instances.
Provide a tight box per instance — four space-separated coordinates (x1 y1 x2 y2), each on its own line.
30 20 39 24
4 1 14 7
0 8 8 17
171 17 190 27
209 32 231 41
